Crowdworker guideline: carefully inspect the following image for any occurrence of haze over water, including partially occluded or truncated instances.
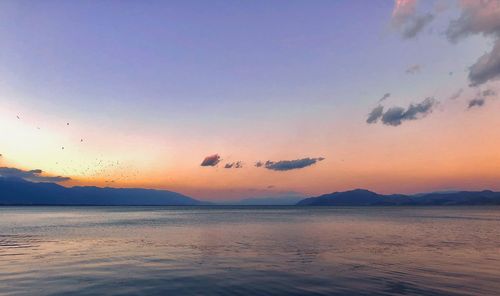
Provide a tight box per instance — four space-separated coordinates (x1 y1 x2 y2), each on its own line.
1 206 499 296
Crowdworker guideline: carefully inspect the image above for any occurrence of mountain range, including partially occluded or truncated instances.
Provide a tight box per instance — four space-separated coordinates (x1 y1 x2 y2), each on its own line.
0 177 203 205
297 189 500 206
219 196 305 206
2 177 500 206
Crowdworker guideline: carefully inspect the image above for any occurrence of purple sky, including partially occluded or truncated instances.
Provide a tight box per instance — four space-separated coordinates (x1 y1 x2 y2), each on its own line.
1 0 499 200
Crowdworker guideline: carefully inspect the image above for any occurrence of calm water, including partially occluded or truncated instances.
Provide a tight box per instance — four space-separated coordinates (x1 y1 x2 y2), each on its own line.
0 206 499 296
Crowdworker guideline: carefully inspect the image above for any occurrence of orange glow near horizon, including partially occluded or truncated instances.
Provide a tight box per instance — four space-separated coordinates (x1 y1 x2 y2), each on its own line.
2 94 500 201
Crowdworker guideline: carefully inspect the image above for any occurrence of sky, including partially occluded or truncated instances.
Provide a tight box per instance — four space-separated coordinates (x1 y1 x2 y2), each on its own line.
1 0 500 201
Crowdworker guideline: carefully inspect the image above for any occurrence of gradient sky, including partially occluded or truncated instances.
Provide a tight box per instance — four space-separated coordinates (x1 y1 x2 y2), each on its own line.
1 0 499 200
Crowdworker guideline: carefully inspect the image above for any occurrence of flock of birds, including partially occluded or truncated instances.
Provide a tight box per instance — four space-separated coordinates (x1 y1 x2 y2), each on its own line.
15 114 140 184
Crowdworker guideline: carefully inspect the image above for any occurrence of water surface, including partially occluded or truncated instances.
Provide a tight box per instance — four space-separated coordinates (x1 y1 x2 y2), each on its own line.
1 206 499 295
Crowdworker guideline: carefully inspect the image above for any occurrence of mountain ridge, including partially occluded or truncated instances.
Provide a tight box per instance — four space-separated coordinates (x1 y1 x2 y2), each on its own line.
0 177 204 205
297 189 500 206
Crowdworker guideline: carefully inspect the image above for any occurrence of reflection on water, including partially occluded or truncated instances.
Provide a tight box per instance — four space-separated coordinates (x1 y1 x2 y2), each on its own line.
0 206 499 295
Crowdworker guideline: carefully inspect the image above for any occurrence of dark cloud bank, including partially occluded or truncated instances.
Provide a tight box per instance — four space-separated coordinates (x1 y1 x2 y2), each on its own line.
395 1 500 110
446 1 500 87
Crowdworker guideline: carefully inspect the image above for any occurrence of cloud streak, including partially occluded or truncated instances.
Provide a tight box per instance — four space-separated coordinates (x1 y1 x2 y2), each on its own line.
261 157 325 171
379 93 391 102
0 167 71 183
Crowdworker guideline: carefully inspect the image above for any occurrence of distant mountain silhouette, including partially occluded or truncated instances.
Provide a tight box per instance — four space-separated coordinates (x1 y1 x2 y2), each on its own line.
0 177 204 205
221 196 305 206
297 189 500 206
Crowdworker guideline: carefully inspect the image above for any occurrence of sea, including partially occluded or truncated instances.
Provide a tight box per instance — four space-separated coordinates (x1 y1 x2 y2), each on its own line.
0 206 499 295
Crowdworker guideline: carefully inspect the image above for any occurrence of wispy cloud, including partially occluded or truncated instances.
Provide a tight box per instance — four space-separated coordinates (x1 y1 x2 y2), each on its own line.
482 89 497 97
392 0 417 26
448 88 463 100
468 97 485 109
392 0 434 39
0 167 70 183
405 64 421 74
403 14 434 39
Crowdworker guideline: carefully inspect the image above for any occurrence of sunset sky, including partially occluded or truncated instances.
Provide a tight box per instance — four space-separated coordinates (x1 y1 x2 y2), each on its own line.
1 0 500 200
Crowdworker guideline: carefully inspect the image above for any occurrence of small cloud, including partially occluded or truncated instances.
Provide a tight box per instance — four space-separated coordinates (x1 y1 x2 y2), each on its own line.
468 97 485 109
448 88 463 100
405 64 421 74
224 161 243 169
379 93 391 102
0 167 70 183
200 154 221 167
366 105 384 124
261 157 325 171
466 89 496 109
482 89 496 97
255 161 264 168
379 97 438 126
267 185 275 189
